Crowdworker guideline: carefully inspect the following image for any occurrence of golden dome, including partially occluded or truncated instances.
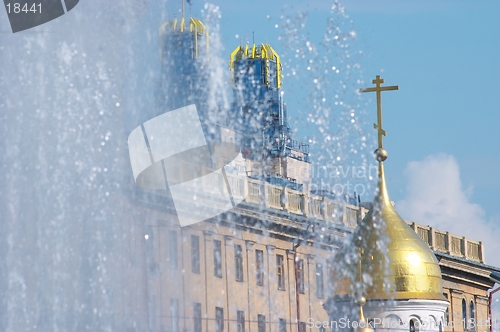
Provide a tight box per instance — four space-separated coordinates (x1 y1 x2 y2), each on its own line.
331 161 446 301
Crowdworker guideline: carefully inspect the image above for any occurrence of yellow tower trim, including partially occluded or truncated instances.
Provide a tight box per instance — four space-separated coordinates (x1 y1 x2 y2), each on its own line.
158 17 209 60
229 43 282 88
261 44 269 84
229 46 242 70
189 18 206 58
229 46 243 84
180 17 185 32
158 21 169 60
268 45 282 88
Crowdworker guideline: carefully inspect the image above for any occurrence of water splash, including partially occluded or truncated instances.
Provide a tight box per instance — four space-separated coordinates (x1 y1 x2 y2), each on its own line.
279 2 375 201
0 0 163 330
0 0 392 330
278 1 394 324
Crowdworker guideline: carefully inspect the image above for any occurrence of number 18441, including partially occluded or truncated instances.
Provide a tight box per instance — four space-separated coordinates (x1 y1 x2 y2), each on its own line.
6 3 42 13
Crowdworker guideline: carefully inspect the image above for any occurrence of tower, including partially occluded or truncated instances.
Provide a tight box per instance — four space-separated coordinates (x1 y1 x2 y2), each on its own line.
158 16 215 138
324 76 449 332
229 43 311 191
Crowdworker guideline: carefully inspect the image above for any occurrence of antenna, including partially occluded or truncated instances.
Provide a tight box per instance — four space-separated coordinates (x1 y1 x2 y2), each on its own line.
253 31 255 44
181 0 184 19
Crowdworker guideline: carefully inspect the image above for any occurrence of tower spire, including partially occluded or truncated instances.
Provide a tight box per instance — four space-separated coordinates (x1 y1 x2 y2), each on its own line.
325 75 447 330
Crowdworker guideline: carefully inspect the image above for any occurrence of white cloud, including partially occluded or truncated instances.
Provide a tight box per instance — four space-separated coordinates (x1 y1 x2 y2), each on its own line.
397 153 500 266
396 153 500 324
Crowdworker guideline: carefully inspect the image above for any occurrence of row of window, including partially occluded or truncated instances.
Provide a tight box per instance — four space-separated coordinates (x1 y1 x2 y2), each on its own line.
442 294 477 331
461 298 476 331
173 299 478 332
171 301 305 332
167 231 326 298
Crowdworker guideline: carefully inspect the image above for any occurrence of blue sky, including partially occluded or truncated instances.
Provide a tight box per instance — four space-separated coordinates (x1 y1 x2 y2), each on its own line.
164 0 500 233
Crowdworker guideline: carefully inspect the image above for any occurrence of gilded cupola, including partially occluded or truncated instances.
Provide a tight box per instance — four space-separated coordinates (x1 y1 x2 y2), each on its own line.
329 76 446 302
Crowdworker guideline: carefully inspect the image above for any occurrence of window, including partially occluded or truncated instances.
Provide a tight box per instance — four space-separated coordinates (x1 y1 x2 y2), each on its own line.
169 230 178 269
277 254 285 290
145 228 155 271
326 262 333 291
214 240 222 278
256 249 264 286
258 314 266 332
444 294 449 324
462 299 467 330
470 300 475 331
316 263 324 298
237 310 245 332
409 319 415 332
192 235 200 273
297 259 304 294
216 307 224 332
299 322 306 332
279 318 287 332
170 298 179 332
194 302 202 332
235 244 243 282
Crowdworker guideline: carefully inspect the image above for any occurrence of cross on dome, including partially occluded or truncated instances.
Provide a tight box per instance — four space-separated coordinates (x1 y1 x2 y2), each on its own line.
360 75 398 150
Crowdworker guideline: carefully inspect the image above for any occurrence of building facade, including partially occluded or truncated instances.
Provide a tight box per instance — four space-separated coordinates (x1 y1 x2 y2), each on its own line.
119 15 500 332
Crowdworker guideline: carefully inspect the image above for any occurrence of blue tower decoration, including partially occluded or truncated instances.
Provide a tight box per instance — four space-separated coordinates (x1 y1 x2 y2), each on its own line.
229 43 310 190
229 44 309 162
157 16 216 140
